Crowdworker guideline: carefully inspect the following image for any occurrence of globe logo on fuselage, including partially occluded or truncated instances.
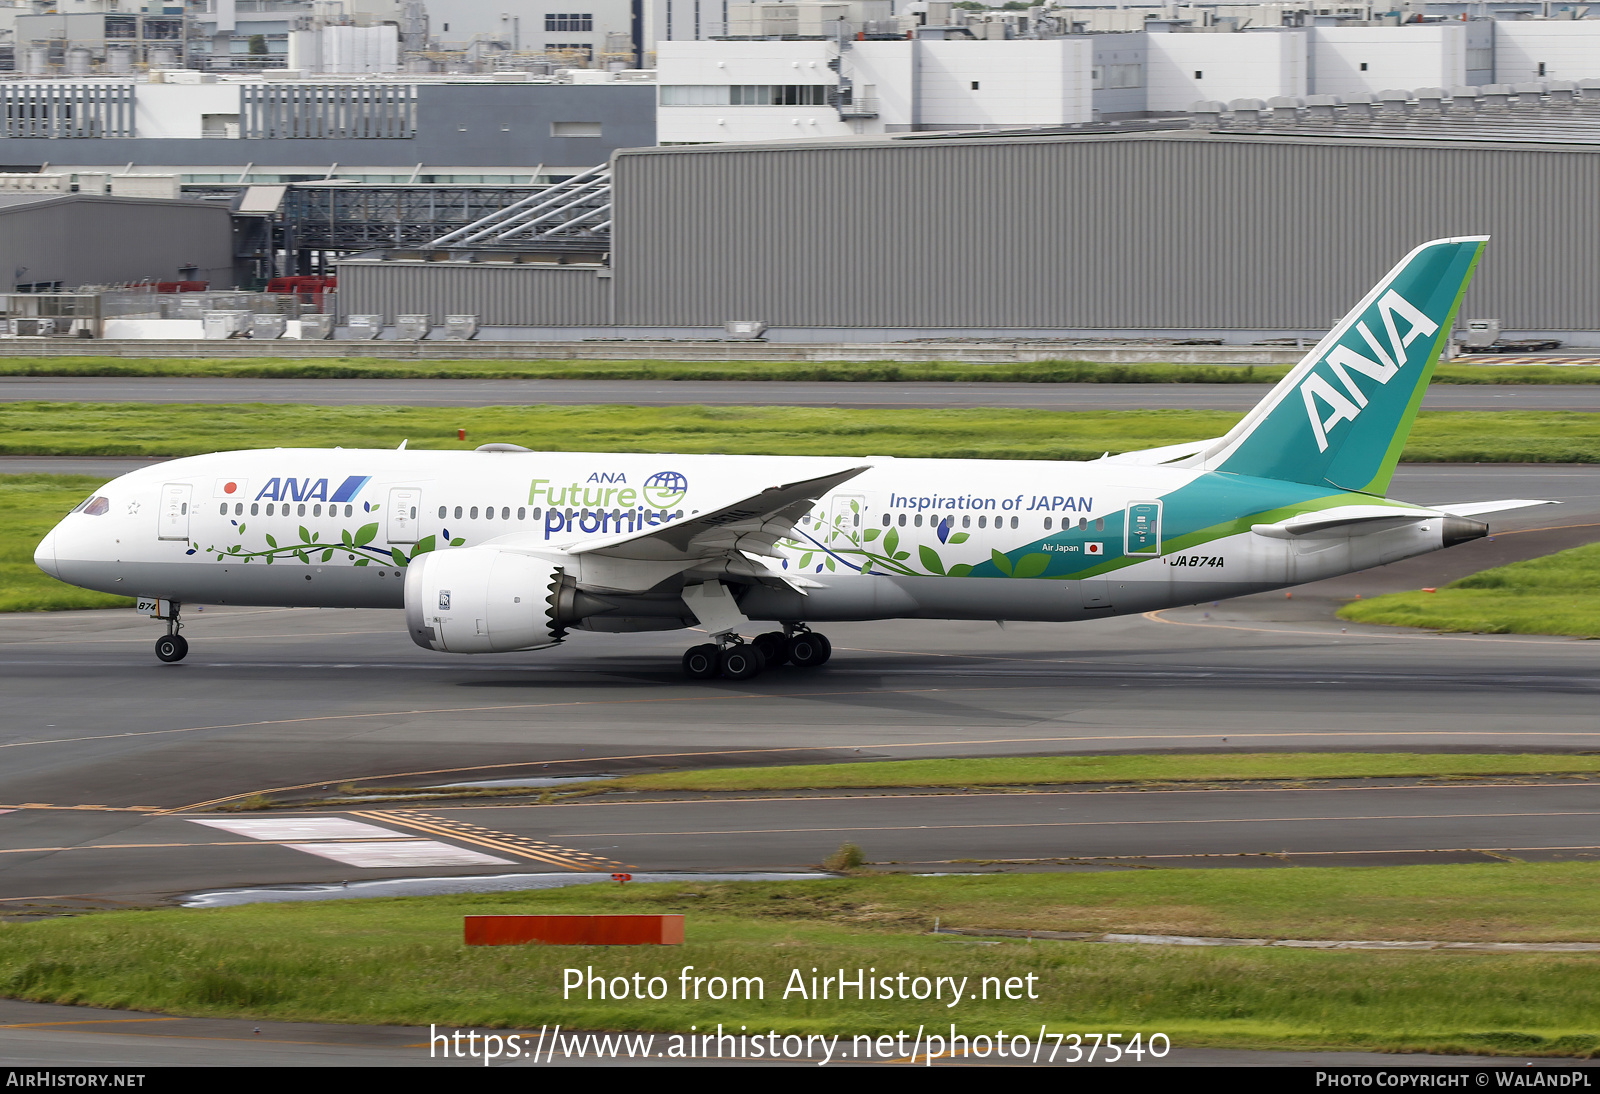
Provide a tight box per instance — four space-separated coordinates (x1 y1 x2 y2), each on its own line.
643 471 688 509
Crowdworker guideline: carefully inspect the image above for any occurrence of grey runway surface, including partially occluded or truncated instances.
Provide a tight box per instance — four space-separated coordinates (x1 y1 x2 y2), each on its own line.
4 542 1600 904
3 375 1599 410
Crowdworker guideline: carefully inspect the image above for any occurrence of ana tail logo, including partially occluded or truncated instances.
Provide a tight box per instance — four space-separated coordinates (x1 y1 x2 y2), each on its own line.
1300 289 1438 453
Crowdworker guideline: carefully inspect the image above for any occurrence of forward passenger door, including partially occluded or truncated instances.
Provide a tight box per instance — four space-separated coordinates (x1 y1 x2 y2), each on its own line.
386 487 423 544
157 483 192 541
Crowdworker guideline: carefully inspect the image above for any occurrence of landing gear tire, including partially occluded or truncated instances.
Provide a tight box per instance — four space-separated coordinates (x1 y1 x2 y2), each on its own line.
682 643 721 680
718 643 766 681
786 631 831 668
752 631 790 667
154 634 189 663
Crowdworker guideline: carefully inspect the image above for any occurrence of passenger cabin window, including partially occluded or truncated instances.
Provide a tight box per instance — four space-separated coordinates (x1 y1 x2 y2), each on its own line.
454 506 463 519
439 506 447 519
1044 517 1053 530
897 513 906 527
470 507 479 519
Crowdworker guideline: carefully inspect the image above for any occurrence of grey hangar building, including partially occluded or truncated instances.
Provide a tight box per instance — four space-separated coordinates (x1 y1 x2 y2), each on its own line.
335 125 1600 345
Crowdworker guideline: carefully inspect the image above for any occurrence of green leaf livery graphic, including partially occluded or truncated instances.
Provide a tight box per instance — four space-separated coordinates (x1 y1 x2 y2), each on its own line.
1012 553 1051 579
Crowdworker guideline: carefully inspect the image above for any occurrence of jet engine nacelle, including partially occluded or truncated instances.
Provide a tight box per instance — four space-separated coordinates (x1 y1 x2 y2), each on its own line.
404 546 571 653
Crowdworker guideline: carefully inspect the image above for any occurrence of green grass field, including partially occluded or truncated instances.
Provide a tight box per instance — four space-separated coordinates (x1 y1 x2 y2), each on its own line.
0 474 130 612
558 753 1600 794
0 355 1597 385
4 403 1600 463
2 868 1599 1054
305 752 1600 809
1339 542 1600 638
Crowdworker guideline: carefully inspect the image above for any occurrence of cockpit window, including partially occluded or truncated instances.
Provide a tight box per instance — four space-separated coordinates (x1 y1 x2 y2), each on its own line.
82 496 110 516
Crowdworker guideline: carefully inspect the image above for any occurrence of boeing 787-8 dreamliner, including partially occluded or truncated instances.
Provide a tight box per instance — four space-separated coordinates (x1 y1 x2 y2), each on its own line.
35 236 1546 678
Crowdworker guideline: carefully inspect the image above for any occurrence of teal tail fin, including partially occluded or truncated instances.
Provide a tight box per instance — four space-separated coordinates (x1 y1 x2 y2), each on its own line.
1193 236 1487 495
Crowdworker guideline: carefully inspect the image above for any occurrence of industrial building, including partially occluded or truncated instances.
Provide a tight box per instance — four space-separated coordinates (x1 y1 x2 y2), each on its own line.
0 191 233 292
655 12 1600 140
336 98 1600 344
0 73 655 179
0 0 640 75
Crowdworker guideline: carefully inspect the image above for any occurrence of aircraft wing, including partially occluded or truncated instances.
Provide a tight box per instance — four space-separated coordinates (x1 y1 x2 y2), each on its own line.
538 464 872 593
1099 439 1220 466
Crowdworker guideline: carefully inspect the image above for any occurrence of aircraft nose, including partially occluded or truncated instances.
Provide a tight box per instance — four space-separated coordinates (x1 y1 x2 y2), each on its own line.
34 527 59 578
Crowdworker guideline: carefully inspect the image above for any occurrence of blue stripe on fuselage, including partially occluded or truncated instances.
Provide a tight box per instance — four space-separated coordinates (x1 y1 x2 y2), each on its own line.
329 475 371 503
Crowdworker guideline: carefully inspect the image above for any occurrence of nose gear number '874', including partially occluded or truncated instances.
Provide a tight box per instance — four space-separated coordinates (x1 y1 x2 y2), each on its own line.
1165 555 1225 568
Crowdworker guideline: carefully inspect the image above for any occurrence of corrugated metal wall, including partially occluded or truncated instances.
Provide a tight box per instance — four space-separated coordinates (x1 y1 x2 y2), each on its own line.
337 263 610 325
0 196 233 290
610 133 1600 331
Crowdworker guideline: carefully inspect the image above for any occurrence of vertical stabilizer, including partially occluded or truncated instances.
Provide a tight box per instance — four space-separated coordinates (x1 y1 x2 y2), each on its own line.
1192 237 1487 495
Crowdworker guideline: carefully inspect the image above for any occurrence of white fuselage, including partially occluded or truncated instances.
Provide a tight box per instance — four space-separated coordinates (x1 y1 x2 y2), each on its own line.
35 447 1456 633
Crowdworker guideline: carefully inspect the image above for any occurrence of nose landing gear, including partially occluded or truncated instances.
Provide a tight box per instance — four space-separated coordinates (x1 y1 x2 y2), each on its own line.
680 624 829 680
155 633 189 663
152 602 188 663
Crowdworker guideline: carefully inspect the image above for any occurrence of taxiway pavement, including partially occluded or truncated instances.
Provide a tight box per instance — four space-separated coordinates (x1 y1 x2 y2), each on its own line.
3 572 1598 903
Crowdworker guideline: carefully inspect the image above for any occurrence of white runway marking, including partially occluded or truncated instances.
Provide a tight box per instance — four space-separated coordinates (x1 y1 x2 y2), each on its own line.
281 840 514 868
187 817 404 841
186 816 514 867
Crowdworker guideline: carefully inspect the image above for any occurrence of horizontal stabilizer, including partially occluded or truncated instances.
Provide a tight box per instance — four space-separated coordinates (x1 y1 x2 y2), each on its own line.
1426 499 1558 518
1251 505 1441 539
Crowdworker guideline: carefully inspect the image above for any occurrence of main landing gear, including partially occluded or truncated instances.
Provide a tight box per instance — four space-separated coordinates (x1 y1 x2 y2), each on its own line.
681 624 831 681
153 603 188 663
